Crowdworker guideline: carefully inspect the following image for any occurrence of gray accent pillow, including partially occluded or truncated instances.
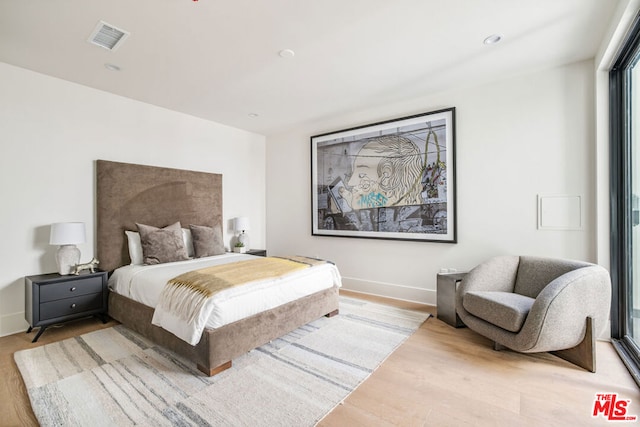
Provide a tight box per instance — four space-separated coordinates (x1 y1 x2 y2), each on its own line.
189 224 225 258
136 222 189 265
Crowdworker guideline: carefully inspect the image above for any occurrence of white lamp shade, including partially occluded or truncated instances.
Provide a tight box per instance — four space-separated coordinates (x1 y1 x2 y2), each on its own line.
50 222 86 245
234 217 250 232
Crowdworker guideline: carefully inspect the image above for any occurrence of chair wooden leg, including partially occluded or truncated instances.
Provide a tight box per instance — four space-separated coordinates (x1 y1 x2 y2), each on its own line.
493 342 507 351
551 316 596 373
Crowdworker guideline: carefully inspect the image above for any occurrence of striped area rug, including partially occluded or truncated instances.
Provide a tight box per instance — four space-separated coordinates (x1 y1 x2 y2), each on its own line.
15 296 430 426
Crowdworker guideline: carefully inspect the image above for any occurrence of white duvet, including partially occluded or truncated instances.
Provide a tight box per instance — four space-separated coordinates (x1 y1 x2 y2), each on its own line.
108 253 342 344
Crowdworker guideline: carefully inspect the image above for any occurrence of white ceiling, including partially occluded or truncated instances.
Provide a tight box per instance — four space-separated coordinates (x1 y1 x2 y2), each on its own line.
0 0 619 136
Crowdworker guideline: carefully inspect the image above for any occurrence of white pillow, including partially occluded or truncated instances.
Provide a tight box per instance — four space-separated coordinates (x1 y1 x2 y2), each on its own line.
125 228 194 265
125 230 143 265
182 228 195 258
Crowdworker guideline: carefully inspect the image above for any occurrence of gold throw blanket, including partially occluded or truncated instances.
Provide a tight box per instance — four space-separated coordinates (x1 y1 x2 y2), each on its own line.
157 256 332 325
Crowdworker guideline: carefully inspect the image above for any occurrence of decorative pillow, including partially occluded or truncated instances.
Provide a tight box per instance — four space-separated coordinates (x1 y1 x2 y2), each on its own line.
136 222 189 265
189 224 225 258
182 228 195 258
124 230 144 265
126 228 194 263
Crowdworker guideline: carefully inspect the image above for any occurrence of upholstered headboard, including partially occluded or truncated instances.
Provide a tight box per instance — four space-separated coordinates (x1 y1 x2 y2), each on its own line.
96 160 223 272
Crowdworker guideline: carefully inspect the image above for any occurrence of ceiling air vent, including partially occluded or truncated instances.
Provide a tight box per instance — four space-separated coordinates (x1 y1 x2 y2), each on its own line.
88 21 130 51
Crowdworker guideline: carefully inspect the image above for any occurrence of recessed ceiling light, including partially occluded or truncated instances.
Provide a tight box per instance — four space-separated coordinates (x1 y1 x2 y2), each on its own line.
248 113 259 118
279 49 295 58
483 34 502 45
104 63 121 71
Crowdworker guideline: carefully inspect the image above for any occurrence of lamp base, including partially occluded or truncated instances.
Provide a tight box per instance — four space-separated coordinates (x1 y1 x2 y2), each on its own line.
56 245 80 275
238 232 249 249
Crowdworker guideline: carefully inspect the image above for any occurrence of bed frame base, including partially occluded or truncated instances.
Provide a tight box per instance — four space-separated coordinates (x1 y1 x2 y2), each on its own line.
108 286 340 377
195 308 340 376
198 360 232 376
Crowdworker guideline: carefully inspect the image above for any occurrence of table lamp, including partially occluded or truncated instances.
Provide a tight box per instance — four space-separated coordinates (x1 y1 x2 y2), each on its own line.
234 217 250 248
50 222 86 275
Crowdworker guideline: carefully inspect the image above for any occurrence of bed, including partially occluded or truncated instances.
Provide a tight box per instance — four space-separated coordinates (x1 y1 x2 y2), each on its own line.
96 160 340 376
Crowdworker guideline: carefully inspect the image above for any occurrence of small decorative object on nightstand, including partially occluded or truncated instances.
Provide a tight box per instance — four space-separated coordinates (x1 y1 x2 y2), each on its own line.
70 257 99 275
436 271 467 328
25 270 109 342
233 242 247 253
246 249 267 257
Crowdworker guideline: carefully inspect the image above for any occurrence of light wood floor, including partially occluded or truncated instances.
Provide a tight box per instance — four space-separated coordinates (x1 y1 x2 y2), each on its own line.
323 291 640 426
2 290 638 426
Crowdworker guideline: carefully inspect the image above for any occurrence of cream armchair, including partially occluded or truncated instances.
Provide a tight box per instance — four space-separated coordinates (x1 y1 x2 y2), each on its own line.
455 256 611 372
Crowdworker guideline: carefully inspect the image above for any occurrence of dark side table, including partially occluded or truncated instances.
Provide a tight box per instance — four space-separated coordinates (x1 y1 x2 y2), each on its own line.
436 272 467 328
25 270 109 342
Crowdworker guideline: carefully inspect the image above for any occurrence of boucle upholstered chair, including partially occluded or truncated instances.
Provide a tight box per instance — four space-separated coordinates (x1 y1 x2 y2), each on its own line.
455 256 611 372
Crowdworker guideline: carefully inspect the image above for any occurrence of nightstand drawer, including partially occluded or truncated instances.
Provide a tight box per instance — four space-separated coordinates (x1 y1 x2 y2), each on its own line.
40 293 103 320
40 276 103 303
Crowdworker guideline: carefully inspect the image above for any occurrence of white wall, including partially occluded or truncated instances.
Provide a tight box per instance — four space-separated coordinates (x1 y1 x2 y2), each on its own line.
266 60 597 304
0 58 598 335
0 62 266 337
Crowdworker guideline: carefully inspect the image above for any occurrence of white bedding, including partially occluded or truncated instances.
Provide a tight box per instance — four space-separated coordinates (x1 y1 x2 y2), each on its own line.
108 253 342 343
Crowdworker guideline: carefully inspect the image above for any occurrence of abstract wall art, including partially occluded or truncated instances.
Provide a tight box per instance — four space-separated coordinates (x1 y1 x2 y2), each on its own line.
311 108 456 243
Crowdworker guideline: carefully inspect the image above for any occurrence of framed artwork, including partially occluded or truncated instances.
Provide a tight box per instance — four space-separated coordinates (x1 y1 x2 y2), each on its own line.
311 107 456 243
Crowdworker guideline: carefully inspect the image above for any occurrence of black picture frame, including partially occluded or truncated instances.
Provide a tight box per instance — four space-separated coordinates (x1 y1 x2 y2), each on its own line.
311 107 456 243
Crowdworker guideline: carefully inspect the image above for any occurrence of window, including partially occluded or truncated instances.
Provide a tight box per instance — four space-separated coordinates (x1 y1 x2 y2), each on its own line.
610 12 640 387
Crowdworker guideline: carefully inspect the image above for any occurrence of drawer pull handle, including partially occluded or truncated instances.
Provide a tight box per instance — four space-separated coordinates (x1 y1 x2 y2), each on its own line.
70 303 77 309
70 287 77 292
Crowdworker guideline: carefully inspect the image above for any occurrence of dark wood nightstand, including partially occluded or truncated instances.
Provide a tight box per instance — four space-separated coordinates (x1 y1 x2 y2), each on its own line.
246 249 267 257
25 270 109 342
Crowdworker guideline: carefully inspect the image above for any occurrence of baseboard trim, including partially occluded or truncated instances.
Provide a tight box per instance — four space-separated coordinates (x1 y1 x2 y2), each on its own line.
341 277 435 306
0 311 28 338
